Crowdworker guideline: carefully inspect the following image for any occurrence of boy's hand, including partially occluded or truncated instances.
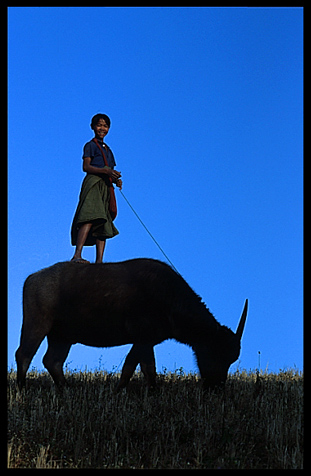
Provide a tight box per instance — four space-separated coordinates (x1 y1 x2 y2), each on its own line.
116 179 123 190
107 169 122 181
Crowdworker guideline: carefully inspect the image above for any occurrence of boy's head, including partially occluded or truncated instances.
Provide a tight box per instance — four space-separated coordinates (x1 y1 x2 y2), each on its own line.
91 113 111 130
91 113 111 140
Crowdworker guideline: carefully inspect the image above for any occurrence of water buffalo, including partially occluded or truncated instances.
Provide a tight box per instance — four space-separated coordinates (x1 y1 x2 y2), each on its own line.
15 258 248 391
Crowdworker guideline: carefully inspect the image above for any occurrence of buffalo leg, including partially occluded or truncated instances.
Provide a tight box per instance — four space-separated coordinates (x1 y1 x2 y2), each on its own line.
16 333 46 391
139 346 157 388
42 336 71 387
116 345 140 391
116 344 156 391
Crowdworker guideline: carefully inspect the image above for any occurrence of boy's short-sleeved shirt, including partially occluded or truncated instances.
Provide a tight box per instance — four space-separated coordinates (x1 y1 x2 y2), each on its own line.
82 138 116 169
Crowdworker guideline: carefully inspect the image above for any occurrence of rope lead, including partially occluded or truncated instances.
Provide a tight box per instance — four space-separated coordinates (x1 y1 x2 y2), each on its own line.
119 190 180 275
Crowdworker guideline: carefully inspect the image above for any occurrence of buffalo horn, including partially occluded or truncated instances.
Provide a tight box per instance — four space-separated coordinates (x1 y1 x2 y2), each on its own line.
235 299 248 341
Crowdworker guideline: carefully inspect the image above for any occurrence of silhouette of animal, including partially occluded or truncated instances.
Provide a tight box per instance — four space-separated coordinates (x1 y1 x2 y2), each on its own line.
16 259 248 391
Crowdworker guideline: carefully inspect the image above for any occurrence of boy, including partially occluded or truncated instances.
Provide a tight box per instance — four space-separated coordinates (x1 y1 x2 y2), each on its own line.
71 114 122 263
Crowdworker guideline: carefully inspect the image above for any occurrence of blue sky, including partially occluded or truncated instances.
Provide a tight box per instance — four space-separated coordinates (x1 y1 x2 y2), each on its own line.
8 7 303 375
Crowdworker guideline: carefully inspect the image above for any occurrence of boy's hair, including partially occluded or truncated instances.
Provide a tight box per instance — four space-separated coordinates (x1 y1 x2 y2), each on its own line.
90 113 111 130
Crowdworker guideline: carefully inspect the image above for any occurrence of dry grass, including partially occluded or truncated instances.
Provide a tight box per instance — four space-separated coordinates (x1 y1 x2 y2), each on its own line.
7 368 303 469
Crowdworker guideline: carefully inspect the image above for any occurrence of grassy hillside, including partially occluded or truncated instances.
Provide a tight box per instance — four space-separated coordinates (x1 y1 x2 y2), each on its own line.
7 368 303 469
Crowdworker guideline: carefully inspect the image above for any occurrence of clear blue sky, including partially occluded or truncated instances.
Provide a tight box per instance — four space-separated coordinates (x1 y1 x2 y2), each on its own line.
8 7 303 375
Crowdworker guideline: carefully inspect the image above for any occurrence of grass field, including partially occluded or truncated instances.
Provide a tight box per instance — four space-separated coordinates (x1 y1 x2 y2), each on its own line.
7 368 303 469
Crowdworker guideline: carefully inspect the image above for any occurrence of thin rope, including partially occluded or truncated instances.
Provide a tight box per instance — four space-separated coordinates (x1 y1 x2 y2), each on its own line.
119 189 180 275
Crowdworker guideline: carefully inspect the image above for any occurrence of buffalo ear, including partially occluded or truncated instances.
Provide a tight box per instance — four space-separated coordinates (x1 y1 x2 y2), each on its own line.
235 299 248 341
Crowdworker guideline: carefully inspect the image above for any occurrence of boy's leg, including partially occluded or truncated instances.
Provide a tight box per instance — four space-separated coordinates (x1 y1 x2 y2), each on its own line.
71 223 92 261
95 239 106 263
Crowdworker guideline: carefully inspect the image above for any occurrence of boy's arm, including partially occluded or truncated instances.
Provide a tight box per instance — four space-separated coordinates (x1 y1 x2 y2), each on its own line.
83 157 121 181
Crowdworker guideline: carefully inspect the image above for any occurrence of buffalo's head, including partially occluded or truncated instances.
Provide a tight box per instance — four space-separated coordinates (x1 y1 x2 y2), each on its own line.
193 299 248 390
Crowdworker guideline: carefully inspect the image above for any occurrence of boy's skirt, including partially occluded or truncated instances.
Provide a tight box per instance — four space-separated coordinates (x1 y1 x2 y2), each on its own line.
71 174 119 246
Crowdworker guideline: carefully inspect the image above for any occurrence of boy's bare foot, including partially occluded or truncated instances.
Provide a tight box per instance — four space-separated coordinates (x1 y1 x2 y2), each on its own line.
70 257 90 264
